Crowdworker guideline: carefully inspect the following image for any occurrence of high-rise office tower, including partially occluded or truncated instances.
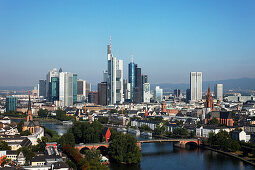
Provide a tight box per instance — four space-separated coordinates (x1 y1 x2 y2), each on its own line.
214 84 223 101
134 65 142 103
51 77 59 102
143 83 151 103
154 86 163 103
123 79 131 101
38 80 46 97
73 74 77 103
88 91 98 104
105 37 124 104
128 58 135 100
98 82 107 105
6 96 17 112
77 79 89 102
59 72 73 107
142 75 148 84
174 89 181 98
46 68 59 100
190 72 202 101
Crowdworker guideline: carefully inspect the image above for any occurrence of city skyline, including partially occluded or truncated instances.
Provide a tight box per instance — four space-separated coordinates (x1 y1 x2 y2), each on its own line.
1 0 255 86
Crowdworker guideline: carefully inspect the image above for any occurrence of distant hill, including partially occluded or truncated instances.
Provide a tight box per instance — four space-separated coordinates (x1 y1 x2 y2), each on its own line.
151 78 255 92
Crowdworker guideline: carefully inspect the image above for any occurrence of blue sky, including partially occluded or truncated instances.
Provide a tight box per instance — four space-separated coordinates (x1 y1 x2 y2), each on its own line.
0 0 255 86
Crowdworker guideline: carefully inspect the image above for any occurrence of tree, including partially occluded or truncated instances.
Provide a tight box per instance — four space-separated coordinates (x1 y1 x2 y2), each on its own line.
0 157 10 167
0 141 11 150
17 121 24 133
32 136 49 152
20 130 31 136
98 117 108 124
209 118 219 125
173 128 189 138
109 132 141 164
83 149 108 170
38 109 48 118
154 125 166 136
59 129 75 147
139 124 152 132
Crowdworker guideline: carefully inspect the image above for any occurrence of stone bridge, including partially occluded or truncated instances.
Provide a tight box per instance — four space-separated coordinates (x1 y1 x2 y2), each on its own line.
75 138 201 151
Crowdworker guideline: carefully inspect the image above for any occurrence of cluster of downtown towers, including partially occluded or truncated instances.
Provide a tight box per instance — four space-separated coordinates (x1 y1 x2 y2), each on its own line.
37 38 151 107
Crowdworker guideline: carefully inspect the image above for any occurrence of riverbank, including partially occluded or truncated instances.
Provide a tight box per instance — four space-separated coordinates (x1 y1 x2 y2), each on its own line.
202 145 255 167
9 116 62 123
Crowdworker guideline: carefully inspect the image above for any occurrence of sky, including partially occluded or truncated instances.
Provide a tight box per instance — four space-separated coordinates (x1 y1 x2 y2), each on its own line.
0 0 255 86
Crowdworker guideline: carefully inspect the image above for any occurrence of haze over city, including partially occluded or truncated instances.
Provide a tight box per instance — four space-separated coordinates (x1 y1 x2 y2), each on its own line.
0 0 255 86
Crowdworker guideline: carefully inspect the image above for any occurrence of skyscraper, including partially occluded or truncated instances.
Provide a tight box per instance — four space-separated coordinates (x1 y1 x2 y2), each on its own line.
128 59 135 100
46 68 59 100
51 77 59 102
6 96 17 112
59 72 73 107
134 65 142 103
154 86 163 103
38 80 46 97
73 74 77 103
214 84 223 101
105 37 124 104
190 72 202 101
143 83 151 103
98 82 107 105
77 79 89 102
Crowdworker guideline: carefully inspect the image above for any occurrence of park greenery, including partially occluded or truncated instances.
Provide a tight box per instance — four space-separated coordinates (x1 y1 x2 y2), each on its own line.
37 108 49 118
0 141 11 150
56 109 75 121
205 130 241 152
97 117 109 124
109 130 141 164
44 127 59 142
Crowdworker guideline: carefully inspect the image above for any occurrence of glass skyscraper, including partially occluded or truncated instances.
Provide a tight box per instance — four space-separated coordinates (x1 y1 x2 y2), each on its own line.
128 62 135 100
73 74 77 103
190 72 202 101
51 77 59 102
6 96 17 112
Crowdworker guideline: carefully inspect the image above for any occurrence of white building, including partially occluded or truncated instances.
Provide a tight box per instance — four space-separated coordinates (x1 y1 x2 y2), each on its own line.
190 72 202 101
215 84 223 101
196 126 231 138
59 72 73 107
106 37 124 104
143 83 151 103
154 86 163 103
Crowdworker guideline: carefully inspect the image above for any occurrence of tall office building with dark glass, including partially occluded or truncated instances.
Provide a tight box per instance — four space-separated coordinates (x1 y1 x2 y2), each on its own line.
73 74 77 103
51 77 59 102
6 96 17 112
128 61 135 100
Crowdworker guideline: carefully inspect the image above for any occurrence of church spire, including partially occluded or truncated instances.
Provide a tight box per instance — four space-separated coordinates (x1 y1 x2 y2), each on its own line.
27 90 33 122
28 90 31 111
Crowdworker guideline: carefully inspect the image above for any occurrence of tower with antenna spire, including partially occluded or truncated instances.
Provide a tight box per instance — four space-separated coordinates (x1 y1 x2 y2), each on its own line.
104 36 124 104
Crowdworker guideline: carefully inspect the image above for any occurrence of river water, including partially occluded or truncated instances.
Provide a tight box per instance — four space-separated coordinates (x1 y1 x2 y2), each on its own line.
12 120 255 170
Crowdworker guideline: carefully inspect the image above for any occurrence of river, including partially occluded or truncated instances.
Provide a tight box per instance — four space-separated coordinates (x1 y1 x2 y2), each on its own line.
12 119 255 170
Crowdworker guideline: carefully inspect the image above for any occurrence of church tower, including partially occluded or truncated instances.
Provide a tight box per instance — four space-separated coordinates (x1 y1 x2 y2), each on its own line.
26 91 33 122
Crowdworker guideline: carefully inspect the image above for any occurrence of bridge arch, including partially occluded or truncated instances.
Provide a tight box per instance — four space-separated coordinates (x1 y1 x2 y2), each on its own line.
80 147 90 154
97 146 109 156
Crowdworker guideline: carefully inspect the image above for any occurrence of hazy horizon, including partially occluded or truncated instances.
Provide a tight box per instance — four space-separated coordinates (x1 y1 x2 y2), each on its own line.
1 0 255 86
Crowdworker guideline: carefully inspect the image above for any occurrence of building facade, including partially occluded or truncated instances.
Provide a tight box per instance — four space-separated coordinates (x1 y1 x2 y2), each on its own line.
154 86 163 103
6 96 17 112
98 82 107 106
